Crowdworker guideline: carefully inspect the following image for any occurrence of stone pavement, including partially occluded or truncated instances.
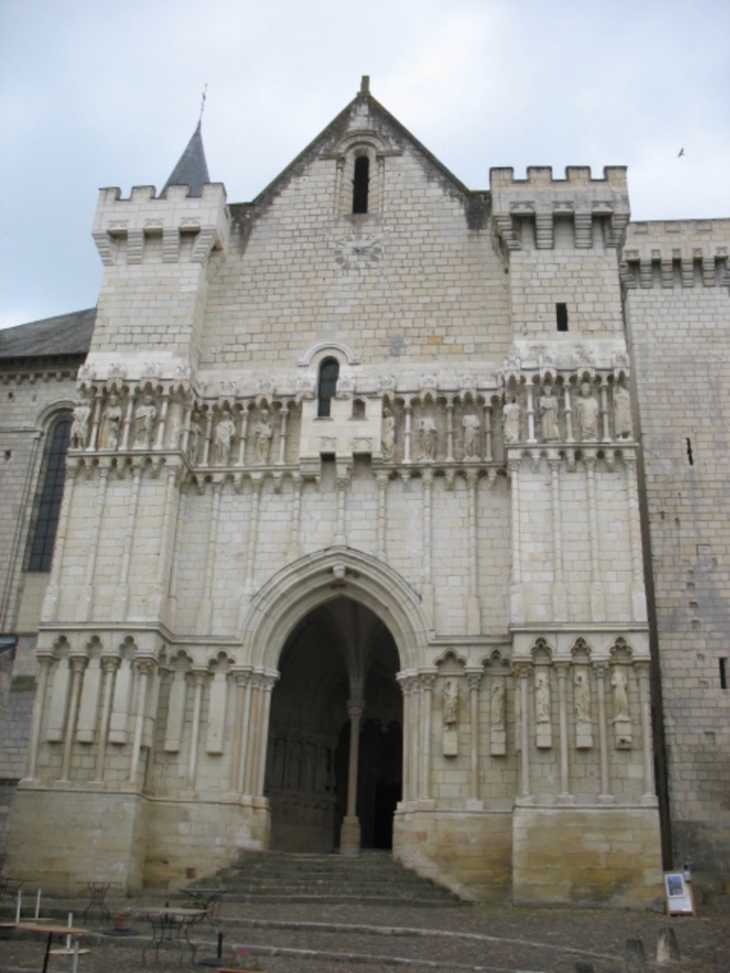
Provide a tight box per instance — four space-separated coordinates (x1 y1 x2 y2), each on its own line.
1 894 728 973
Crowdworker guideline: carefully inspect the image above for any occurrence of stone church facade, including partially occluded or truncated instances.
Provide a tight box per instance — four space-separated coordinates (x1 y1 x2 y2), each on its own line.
1 79 728 905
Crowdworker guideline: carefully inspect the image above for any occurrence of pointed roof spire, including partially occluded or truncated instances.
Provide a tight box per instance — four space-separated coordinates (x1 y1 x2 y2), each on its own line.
162 121 210 198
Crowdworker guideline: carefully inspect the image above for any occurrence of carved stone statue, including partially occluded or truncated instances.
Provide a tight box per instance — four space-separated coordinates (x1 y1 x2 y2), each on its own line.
491 678 505 729
101 395 122 450
540 385 559 441
381 408 395 461
611 667 629 719
574 668 591 722
213 412 236 465
253 409 273 464
443 679 459 725
614 384 633 439
418 416 437 461
503 397 520 444
576 382 598 441
462 413 480 458
133 396 157 450
187 417 202 464
535 669 550 723
70 404 91 449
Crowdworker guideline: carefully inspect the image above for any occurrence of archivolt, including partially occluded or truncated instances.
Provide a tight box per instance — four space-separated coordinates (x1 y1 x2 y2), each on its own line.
239 547 429 672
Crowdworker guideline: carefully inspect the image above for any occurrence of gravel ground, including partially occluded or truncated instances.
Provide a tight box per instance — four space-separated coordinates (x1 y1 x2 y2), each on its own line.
1 895 728 973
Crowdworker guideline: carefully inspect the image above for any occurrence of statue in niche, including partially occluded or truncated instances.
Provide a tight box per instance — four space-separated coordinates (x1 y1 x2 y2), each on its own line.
101 395 123 450
70 403 91 449
614 383 633 439
381 408 395 461
491 678 505 729
288 739 302 789
253 409 273 464
133 395 157 450
576 382 598 441
574 668 591 722
535 669 550 723
462 413 480 458
443 679 459 725
273 737 287 787
503 397 520 444
213 411 235 465
540 385 560 441
167 413 181 450
187 417 202 464
418 416 437 460
611 667 629 719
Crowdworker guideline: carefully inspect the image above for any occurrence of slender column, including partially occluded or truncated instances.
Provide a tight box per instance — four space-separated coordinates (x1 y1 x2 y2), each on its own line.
120 394 135 451
26 654 53 779
236 670 254 793
376 471 388 560
180 402 192 456
466 669 483 808
403 404 412 464
186 669 206 791
255 674 277 796
516 664 532 799
420 673 436 801
549 457 566 620
60 656 86 781
114 461 142 620
483 403 493 462
129 660 153 785
340 698 365 855
466 470 481 634
334 473 348 546
154 392 170 450
584 455 605 621
197 479 222 634
277 404 289 465
244 478 263 595
228 671 246 793
236 404 250 466
287 474 303 560
556 663 573 802
93 657 118 781
636 662 656 799
154 465 178 591
509 458 524 621
445 398 455 462
87 393 102 451
80 461 111 621
201 410 213 467
242 676 262 796
600 385 610 442
526 384 536 443
396 673 412 802
594 664 614 803
624 454 647 620
564 386 574 443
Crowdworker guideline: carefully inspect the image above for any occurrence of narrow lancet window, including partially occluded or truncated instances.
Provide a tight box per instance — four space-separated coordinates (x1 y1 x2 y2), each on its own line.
27 416 71 571
352 156 369 214
318 358 339 417
556 303 568 331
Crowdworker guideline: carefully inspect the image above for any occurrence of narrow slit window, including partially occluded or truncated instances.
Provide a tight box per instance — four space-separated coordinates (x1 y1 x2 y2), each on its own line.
352 156 369 214
27 416 72 572
318 358 339 417
556 303 568 331
720 658 727 690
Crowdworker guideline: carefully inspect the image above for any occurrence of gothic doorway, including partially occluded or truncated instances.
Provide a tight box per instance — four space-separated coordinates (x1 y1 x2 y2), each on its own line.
264 597 402 853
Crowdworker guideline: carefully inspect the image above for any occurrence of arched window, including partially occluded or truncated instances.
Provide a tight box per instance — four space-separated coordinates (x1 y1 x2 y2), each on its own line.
352 156 369 214
318 358 339 418
27 415 71 572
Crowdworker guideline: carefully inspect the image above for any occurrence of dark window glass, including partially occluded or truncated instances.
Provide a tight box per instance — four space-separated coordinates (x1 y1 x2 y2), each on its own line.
556 303 568 331
27 417 71 572
352 156 369 214
318 359 339 418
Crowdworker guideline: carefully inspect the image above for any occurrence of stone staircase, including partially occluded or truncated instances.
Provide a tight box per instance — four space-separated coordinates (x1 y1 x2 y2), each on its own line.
212 850 462 907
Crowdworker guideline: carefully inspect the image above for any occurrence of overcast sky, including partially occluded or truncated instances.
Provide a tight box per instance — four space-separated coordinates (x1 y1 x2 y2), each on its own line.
1 0 728 331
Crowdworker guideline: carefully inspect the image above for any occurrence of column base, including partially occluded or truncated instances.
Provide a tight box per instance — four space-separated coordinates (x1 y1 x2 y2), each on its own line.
339 815 361 856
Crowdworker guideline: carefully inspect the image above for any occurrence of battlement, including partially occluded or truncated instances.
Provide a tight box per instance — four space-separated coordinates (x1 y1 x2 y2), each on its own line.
490 167 630 252
623 219 730 288
92 182 230 267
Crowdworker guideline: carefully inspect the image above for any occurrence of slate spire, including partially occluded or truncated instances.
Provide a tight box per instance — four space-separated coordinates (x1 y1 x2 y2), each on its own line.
162 121 210 197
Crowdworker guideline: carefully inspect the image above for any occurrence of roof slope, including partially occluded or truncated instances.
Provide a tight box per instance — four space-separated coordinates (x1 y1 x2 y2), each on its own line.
0 308 96 360
162 122 210 197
